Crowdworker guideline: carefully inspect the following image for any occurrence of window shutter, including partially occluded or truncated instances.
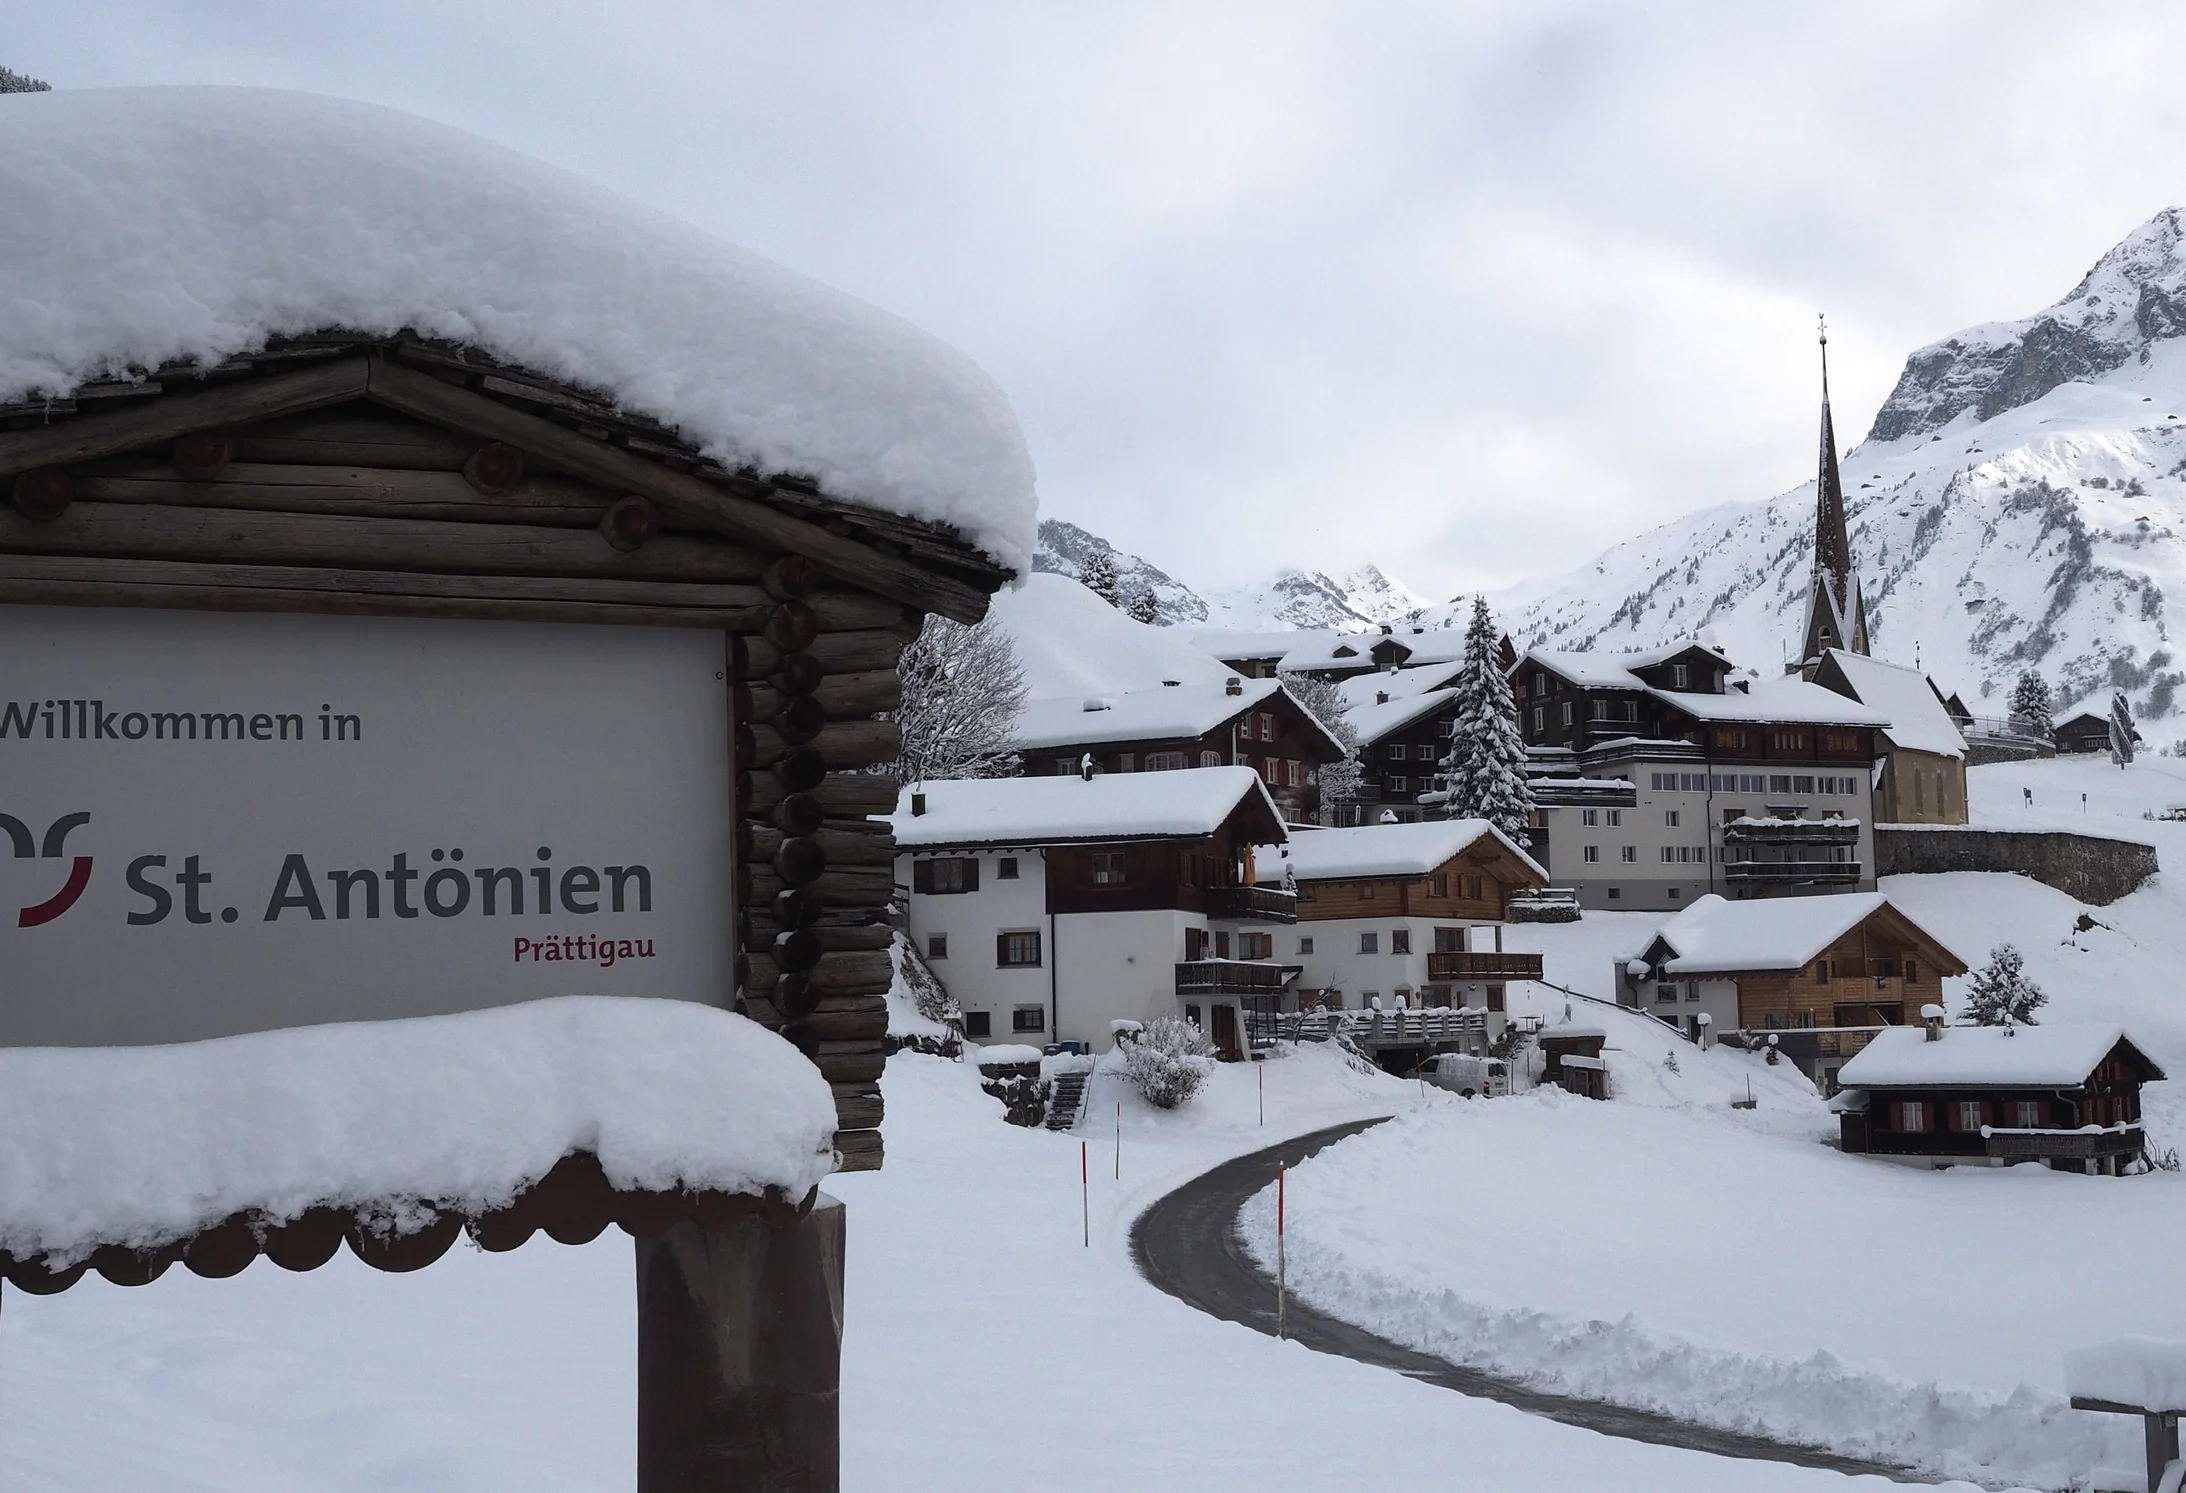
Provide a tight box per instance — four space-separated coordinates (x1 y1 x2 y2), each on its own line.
913 860 934 894
963 858 979 892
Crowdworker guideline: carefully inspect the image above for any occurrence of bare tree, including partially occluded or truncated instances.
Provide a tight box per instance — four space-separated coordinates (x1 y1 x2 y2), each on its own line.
885 613 1029 783
1280 671 1360 822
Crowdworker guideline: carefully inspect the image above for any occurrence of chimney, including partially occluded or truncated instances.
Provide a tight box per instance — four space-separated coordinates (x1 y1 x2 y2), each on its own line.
1376 690 1389 705
1225 677 1243 696
1921 1003 1945 1041
910 791 927 817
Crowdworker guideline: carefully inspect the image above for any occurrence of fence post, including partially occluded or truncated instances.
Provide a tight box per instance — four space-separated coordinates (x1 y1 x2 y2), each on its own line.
1276 1163 1287 1341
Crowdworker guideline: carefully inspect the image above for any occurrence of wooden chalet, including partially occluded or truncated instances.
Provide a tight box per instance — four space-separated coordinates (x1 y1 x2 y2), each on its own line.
1621 891 1968 1080
1335 668 1463 824
1014 676 1345 824
1834 1020 2164 1174
0 334 1013 1176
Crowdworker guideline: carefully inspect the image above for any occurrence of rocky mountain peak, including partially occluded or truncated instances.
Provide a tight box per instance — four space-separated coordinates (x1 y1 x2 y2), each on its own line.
1869 206 2186 443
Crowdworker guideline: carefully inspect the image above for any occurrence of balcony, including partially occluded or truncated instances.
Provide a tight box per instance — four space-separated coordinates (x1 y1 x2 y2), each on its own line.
1426 951 1545 982
1176 960 1300 997
1722 858 1864 886
1205 884 1298 923
1986 1126 2143 1164
1722 816 1862 848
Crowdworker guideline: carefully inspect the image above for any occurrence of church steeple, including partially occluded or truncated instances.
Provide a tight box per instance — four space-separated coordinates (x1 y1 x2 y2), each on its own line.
1800 318 1869 664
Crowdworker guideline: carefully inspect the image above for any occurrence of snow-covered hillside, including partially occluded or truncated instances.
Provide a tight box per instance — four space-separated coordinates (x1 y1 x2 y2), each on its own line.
1483 208 2186 740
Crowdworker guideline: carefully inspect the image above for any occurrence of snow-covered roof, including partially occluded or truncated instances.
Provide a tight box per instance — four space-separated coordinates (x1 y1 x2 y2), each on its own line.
1648 892 1960 975
1818 652 1967 758
2065 1337 2186 1413
0 996 838 1269
886 766 1283 849
1335 662 1465 712
1280 629 1466 673
0 87 1036 574
994 574 1234 698
1258 819 1546 884
1345 687 1461 745
1519 643 1731 690
1651 676 1891 727
1186 628 1335 661
1014 678 1327 752
1835 1023 2161 1089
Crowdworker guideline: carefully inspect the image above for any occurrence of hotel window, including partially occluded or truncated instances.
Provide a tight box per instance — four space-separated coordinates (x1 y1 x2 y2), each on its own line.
2015 1100 2042 1128
997 931 1043 967
1583 845 1600 864
1898 1101 1927 1133
926 934 948 959
1957 1101 1983 1132
997 857 1019 879
1297 936 1315 955
1359 932 1380 954
1091 852 1127 885
1012 1005 1046 1033
1390 930 1411 955
964 1010 991 1037
1620 845 1637 863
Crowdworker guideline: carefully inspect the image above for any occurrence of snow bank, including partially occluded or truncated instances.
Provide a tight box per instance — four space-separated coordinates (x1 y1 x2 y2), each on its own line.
0 87 1036 572
974 1045 1045 1067
2065 1337 2186 1412
0 996 837 1265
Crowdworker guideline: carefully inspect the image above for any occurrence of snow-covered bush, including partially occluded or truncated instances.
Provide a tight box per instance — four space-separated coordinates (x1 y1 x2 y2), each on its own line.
1962 944 2047 1026
1117 1016 1216 1110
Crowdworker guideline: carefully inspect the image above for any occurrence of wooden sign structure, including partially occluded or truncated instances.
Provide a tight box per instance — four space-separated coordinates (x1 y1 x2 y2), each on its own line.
0 333 1011 1490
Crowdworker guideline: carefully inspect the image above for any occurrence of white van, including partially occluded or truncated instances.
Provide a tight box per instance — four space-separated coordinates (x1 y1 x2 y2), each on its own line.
1423 1053 1509 1098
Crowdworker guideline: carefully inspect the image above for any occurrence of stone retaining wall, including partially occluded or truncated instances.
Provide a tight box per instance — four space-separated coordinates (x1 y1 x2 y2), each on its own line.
1875 826 2158 906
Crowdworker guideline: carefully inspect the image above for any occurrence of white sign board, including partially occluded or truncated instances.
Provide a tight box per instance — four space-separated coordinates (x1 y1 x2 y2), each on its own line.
1 606 734 1046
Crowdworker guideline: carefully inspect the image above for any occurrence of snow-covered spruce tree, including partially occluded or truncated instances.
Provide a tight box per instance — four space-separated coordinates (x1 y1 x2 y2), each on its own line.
1961 944 2047 1026
1279 671 1360 823
1078 546 1120 606
1127 586 1161 625
0 66 53 93
1427 595 1534 836
884 613 1029 783
1117 1015 1216 1109
2008 671 2054 737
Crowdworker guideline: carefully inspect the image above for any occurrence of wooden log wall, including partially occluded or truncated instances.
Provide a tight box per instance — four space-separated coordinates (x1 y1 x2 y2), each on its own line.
2 393 913 1171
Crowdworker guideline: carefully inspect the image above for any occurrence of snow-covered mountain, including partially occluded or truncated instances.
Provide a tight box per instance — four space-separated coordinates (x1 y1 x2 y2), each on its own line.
1033 518 1433 632
1485 207 2186 735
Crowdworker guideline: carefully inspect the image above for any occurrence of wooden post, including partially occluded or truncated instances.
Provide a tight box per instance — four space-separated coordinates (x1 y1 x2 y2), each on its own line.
635 1194 845 1493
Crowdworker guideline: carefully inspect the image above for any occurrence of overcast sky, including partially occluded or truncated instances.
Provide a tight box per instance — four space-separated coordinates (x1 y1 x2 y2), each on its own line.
14 4 2186 599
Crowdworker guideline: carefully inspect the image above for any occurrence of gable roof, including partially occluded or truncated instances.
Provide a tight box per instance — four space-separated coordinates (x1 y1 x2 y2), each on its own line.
887 767 1285 849
1345 686 1461 746
0 86 1035 581
1836 1024 2164 1089
1652 676 1891 728
1646 892 1966 976
1814 651 1966 758
1336 662 1465 712
1014 679 1344 759
1257 819 1547 886
1186 628 1335 663
1517 643 1733 691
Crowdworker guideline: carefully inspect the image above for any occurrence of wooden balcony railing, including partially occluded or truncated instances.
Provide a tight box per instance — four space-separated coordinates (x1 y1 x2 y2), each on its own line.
1425 951 1544 982
1176 960 1298 997
1204 885 1298 923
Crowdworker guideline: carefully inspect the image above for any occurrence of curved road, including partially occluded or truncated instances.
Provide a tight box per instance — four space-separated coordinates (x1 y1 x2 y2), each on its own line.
1130 1118 1937 1485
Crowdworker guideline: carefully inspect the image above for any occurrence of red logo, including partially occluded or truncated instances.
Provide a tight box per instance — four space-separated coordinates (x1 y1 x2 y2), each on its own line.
3 812 92 928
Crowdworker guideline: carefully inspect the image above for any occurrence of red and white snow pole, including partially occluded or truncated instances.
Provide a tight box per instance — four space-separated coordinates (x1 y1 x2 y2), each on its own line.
1080 1141 1089 1248
1276 1163 1287 1341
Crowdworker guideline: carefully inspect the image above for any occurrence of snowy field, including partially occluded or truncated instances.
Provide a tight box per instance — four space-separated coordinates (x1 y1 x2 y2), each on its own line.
1237 755 2186 1490
6 1047 1969 1493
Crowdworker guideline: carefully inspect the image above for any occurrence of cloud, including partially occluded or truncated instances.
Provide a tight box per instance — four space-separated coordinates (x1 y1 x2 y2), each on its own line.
13 2 2186 598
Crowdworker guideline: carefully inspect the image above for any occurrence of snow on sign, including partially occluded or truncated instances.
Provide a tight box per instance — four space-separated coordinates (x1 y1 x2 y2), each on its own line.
0 604 733 1047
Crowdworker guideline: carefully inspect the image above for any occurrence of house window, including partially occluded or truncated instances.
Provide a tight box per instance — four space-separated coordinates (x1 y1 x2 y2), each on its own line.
1091 852 1127 885
914 858 979 894
1262 760 1280 785
1532 706 1545 733
1199 750 1221 768
2015 1100 2041 1128
1898 1101 1927 1133
1466 875 1482 899
1590 699 1609 720
1620 846 1637 863
1055 758 1077 775
1660 847 1676 863
1957 1101 1983 1132
1359 932 1380 954
1607 887 1621 899
1431 874 1448 896
1434 927 1462 952
1672 664 1690 689
1178 854 1197 887
997 857 1019 879
1606 809 1622 827
1793 775 1815 794
1239 932 1272 959
1768 774 1792 793
1656 983 1678 1004
1146 751 1188 771
1560 702 1574 726
1185 927 1208 961
1386 775 1408 793
1905 960 1919 984
1118 753 1136 773
1686 982 1700 1002
1298 936 1315 955
1012 1006 1046 1033
1583 846 1600 864
1664 809 1680 828
1389 743 1408 761
963 1010 991 1038
1215 931 1231 959
1260 712 1276 739
997 931 1042 967
1582 809 1599 827
1814 960 1830 983
1360 883 1376 899
927 934 948 959
1391 930 1411 955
